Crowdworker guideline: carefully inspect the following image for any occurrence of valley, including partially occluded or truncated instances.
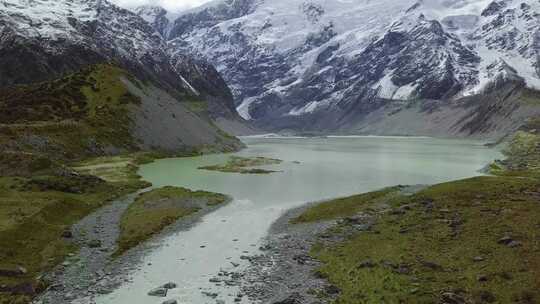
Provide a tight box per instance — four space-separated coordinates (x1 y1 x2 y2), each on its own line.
1 0 540 304
87 136 500 304
246 127 540 304
154 0 540 134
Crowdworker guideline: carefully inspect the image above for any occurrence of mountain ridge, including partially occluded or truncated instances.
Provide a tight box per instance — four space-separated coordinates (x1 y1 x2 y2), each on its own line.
0 0 250 158
141 0 540 136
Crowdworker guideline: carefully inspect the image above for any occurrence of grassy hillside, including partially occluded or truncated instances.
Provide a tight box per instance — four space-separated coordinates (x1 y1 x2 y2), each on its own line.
0 64 240 303
0 63 242 163
294 121 540 304
0 152 156 304
0 64 141 161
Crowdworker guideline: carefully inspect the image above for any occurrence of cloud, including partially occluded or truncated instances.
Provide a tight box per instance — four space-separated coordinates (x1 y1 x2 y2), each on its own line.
110 0 212 12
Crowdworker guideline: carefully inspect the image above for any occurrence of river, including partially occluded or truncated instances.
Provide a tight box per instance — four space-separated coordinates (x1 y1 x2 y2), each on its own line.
96 136 501 304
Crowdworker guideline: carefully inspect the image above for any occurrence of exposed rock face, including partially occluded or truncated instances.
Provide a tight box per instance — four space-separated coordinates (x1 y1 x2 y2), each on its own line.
134 5 172 37
168 0 257 39
125 76 244 152
143 0 540 133
148 287 168 297
170 53 239 119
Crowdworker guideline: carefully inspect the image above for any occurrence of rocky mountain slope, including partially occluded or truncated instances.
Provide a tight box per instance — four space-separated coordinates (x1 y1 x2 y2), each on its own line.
133 5 175 38
1 0 174 89
0 0 248 158
145 0 540 136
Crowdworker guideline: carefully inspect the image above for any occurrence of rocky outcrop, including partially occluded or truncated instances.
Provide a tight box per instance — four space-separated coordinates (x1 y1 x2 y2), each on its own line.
125 75 244 152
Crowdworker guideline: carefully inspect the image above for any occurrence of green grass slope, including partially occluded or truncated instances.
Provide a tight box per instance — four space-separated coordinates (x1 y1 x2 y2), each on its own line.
0 64 141 160
115 186 229 256
0 63 243 303
0 63 242 164
0 152 157 304
294 121 540 304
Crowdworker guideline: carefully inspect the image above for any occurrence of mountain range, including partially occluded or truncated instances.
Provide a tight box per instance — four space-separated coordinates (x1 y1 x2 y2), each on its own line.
137 0 540 138
1 0 540 145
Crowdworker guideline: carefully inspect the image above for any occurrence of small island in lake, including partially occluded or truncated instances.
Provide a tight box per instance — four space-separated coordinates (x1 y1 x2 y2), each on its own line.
199 156 283 174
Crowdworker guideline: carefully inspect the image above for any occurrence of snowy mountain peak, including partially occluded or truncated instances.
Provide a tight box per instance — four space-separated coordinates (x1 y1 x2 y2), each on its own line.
0 0 246 127
134 5 167 22
0 0 168 62
155 0 540 124
0 0 200 95
1 0 98 41
10 0 539 131
133 4 179 37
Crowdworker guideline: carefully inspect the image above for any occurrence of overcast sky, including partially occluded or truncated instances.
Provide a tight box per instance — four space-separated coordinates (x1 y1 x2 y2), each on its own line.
111 0 212 12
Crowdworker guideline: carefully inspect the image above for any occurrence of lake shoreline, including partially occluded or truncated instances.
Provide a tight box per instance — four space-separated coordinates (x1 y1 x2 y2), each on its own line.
34 188 232 304
239 185 426 304
24 136 501 304
236 126 540 303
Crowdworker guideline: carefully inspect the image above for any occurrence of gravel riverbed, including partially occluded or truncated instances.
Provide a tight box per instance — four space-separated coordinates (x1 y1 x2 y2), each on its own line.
34 190 230 304
239 185 426 304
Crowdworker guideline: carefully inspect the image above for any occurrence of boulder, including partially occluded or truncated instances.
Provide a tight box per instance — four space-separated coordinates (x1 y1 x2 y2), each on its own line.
477 274 489 282
358 259 376 268
473 256 485 262
61 229 73 238
420 260 443 271
507 241 522 248
202 291 218 298
324 284 341 295
272 293 302 304
440 292 466 304
161 282 177 289
293 254 311 265
16 266 27 275
88 240 102 248
497 236 513 245
148 287 168 297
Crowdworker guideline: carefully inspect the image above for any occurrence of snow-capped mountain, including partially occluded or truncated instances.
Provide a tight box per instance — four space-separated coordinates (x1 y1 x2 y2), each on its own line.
133 5 179 38
0 0 249 154
0 0 244 121
0 0 173 87
146 0 540 131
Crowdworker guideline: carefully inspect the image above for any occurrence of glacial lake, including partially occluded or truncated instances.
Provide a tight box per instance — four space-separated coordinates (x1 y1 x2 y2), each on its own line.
96 136 501 304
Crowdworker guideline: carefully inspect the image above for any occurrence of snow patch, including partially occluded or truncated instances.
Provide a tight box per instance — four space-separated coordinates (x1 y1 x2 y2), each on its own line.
236 97 257 120
288 101 320 116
